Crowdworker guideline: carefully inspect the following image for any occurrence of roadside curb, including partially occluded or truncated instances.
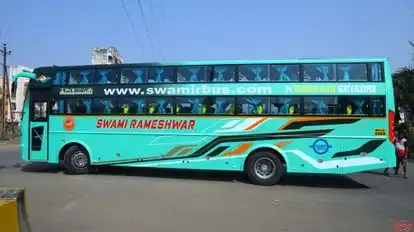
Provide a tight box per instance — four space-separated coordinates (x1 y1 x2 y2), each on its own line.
0 138 21 147
0 143 20 148
0 188 32 232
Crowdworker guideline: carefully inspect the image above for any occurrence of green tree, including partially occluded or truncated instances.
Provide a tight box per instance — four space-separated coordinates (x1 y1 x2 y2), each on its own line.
393 66 414 157
393 67 414 110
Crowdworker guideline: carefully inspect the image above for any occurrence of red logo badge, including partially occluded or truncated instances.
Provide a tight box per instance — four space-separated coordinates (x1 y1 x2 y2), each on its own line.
394 220 412 232
63 117 75 131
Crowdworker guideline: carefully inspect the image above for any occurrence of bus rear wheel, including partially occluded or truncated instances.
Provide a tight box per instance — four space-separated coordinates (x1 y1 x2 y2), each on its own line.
64 145 91 175
246 151 284 186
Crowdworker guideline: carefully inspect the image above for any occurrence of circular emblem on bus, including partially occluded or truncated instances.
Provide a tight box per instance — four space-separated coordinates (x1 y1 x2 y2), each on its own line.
63 117 75 131
310 139 332 155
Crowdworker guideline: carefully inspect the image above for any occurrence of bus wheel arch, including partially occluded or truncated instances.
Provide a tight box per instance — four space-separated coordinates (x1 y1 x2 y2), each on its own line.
59 143 92 175
244 148 287 186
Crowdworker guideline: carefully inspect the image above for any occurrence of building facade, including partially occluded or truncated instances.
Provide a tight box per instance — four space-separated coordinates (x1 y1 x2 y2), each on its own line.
91 47 124 65
0 65 32 122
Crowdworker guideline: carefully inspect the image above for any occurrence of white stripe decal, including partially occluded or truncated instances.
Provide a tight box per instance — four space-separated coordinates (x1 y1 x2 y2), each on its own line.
221 120 241 129
201 119 224 133
214 118 264 133
285 150 385 169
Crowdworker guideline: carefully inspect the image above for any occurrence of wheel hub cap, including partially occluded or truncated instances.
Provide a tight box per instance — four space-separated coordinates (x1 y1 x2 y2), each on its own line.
254 157 276 179
72 152 88 168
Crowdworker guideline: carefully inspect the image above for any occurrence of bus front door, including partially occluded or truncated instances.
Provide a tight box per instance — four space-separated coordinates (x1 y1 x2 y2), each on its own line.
28 98 49 161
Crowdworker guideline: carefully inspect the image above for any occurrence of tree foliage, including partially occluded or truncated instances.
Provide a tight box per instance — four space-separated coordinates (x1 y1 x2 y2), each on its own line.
393 65 414 156
393 67 414 108
392 67 414 124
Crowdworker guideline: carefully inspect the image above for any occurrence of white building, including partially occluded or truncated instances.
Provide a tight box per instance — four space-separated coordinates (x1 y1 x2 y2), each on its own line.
91 47 124 65
0 65 32 122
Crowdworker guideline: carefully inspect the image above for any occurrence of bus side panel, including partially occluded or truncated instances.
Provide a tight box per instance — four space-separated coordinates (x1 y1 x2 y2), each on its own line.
49 133 210 164
47 116 293 169
48 116 219 164
280 137 343 174
334 118 391 174
280 118 392 174
47 134 63 164
47 116 394 174
338 138 391 174
282 137 390 174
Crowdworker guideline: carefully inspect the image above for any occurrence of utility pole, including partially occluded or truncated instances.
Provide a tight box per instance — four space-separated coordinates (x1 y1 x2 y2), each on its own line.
1 44 11 140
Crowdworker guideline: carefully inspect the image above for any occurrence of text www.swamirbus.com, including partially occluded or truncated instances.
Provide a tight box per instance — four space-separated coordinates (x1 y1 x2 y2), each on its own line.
103 86 272 96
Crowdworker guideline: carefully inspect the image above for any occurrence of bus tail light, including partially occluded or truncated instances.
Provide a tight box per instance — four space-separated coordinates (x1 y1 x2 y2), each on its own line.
388 110 395 143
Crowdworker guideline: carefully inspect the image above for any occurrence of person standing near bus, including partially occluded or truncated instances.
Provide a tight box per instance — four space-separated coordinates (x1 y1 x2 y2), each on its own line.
384 128 408 179
394 129 408 179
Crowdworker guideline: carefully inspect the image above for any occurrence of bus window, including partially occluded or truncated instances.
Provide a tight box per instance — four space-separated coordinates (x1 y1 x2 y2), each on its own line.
91 99 116 114
52 99 64 114
177 66 207 83
148 97 174 114
370 63 384 82
94 69 119 84
176 97 206 114
53 72 67 85
67 70 93 85
337 64 368 82
337 96 369 116
303 64 336 82
270 97 301 115
213 97 235 115
110 100 122 114
238 65 269 82
371 96 386 116
270 64 300 82
148 67 175 83
239 97 269 115
33 102 47 121
117 98 147 114
210 66 235 82
66 99 91 114
121 68 147 84
303 96 337 115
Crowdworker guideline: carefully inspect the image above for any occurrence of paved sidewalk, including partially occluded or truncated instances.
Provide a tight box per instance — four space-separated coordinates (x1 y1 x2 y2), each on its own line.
0 137 20 146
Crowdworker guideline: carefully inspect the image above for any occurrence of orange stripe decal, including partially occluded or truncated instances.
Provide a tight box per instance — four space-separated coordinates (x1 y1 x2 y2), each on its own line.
163 145 194 158
275 141 292 148
244 118 268 131
177 148 193 156
223 143 253 156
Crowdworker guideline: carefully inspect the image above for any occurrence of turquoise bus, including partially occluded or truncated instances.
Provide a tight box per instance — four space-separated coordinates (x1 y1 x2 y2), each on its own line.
13 58 396 185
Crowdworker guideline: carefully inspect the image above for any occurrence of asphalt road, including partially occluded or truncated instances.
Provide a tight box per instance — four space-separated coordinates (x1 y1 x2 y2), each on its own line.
1 145 413 232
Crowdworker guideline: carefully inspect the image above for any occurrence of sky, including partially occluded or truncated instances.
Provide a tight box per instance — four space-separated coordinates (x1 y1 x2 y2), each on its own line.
1 0 414 72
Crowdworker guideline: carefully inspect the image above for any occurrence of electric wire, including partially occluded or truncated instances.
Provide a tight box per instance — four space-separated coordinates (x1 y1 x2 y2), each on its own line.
120 0 144 57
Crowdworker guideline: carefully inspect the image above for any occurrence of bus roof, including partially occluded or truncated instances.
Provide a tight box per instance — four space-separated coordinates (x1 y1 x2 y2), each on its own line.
34 57 389 72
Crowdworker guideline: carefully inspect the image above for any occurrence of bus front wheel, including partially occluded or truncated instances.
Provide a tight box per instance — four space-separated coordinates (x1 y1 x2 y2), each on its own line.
64 145 91 175
246 151 284 186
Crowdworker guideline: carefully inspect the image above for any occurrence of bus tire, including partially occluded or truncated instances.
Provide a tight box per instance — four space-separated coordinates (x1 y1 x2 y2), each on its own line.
63 145 91 175
246 150 284 186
